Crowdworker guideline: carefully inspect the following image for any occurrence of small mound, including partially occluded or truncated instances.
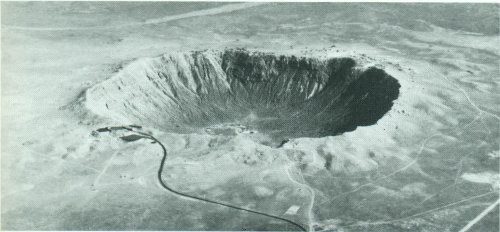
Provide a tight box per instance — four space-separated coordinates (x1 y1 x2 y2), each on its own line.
86 50 400 141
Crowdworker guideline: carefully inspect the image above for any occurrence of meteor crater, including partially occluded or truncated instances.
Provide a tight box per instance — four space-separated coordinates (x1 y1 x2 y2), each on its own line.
86 50 400 141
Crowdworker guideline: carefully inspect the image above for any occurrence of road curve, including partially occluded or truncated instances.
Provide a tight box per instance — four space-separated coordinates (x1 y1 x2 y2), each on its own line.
97 126 307 232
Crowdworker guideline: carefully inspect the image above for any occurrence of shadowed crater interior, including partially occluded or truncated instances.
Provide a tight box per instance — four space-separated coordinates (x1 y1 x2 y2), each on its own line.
86 50 400 141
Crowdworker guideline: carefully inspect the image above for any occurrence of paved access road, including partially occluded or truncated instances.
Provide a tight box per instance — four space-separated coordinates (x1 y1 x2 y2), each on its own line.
96 125 307 231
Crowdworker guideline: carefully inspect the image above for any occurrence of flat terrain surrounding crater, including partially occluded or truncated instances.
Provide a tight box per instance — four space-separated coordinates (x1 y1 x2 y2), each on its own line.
86 50 400 141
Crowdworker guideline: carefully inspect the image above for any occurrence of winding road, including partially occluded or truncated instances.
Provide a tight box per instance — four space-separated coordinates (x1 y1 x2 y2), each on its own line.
96 125 307 232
